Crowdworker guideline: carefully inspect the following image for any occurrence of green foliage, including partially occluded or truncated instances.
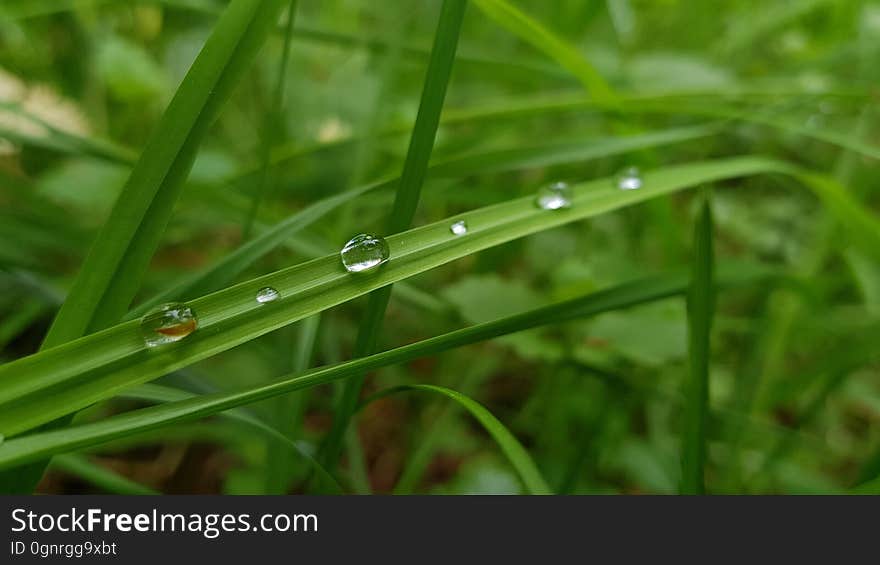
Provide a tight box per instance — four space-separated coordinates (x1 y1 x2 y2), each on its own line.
0 0 878 495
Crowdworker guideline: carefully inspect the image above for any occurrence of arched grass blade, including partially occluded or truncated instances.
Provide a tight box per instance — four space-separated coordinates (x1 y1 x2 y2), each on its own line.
120 383 343 493
471 0 615 103
360 384 552 494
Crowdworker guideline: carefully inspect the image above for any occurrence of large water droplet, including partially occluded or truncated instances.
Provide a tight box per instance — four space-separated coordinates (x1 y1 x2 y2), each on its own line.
450 220 468 236
340 233 390 273
141 302 198 347
616 166 643 190
535 181 572 210
255 287 280 304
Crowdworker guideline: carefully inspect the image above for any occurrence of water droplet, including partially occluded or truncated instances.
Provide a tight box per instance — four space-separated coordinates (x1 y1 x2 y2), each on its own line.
141 302 198 347
255 287 280 304
450 220 468 236
616 166 643 190
340 233 390 273
535 181 572 210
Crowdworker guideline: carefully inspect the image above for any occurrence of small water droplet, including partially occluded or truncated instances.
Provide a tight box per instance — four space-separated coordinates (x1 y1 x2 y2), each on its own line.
450 220 468 236
340 233 390 273
535 181 572 210
616 166 643 190
141 302 198 347
255 287 280 304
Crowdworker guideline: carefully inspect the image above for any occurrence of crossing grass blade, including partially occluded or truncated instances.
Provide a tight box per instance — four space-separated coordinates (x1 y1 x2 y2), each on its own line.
242 0 298 240
360 385 552 494
471 0 615 103
680 192 715 495
41 0 288 348
0 157 876 438
119 383 344 493
0 273 697 469
50 454 160 495
3 0 288 495
321 0 468 468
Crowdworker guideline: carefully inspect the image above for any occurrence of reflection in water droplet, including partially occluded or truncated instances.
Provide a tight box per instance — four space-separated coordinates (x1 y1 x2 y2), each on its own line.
450 220 468 236
535 181 572 210
255 287 280 304
141 303 198 347
616 166 643 190
340 233 390 273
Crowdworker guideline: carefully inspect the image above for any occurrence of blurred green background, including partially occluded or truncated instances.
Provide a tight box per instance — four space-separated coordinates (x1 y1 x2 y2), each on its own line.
0 0 878 494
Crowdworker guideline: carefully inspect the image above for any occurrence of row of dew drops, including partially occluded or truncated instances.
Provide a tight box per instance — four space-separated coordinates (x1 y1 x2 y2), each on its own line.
140 167 644 348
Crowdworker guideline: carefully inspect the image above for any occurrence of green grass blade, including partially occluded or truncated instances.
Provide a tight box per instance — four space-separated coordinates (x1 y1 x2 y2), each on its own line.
680 191 715 495
322 0 467 468
0 158 874 436
120 382 343 493
360 384 552 494
130 125 715 316
50 454 159 495
41 0 287 347
0 101 136 165
471 0 615 103
242 0 298 240
0 274 694 469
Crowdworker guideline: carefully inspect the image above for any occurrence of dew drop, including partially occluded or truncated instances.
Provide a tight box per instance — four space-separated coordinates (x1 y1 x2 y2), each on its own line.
616 166 643 191
255 286 280 304
535 181 572 210
450 220 468 236
340 233 390 273
140 302 198 347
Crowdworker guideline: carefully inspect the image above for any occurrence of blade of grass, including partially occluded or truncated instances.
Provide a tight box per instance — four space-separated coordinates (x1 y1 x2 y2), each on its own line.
0 157 876 437
360 384 552 494
120 382 344 493
129 124 718 318
226 88 869 185
750 326 880 489
50 454 160 495
320 0 467 469
392 355 499 494
5 0 288 495
42 0 288 347
0 273 696 469
471 0 615 103
680 191 715 495
242 0 298 240
266 314 320 493
0 101 136 165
